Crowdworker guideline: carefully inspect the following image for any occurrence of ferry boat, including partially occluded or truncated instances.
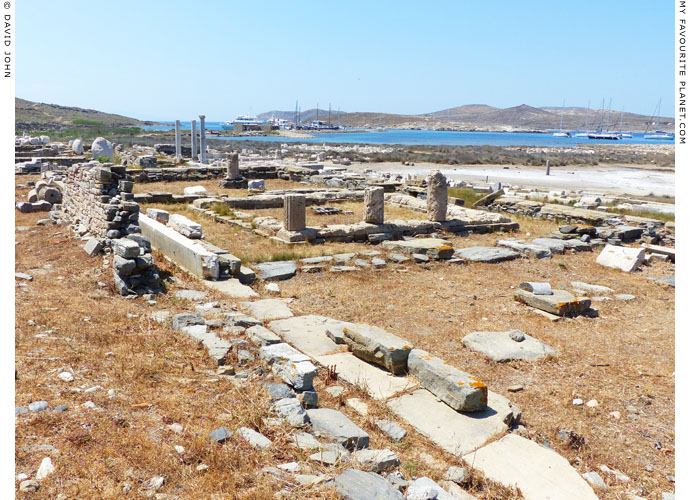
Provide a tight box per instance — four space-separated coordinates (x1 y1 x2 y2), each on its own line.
302 120 341 131
221 115 267 130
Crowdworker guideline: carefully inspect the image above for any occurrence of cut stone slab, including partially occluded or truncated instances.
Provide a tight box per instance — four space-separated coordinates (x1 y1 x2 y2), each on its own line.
246 325 282 346
455 247 520 263
291 431 321 450
300 255 333 264
273 360 317 391
341 324 413 375
382 238 454 259
408 349 487 412
596 245 645 272
655 276 675 287
334 469 404 500
387 389 513 457
204 278 258 299
388 253 410 263
263 382 295 400
254 261 297 281
309 443 351 465
83 238 104 257
519 282 552 295
351 449 400 472
241 299 293 321
316 352 417 400
268 315 354 357
531 238 566 254
274 398 309 426
407 477 465 500
306 408 370 450
169 213 203 239
571 281 614 294
462 330 557 362
498 240 552 259
259 342 311 365
375 420 407 441
462 434 598 500
514 289 591 317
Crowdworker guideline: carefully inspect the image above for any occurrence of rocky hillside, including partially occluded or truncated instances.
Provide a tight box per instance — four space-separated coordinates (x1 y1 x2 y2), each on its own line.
15 98 149 131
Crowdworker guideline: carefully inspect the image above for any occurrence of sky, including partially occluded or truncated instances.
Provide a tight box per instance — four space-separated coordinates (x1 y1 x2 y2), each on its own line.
16 1 674 121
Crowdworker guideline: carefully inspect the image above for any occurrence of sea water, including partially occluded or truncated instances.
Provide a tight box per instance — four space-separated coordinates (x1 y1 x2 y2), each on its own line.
141 123 674 147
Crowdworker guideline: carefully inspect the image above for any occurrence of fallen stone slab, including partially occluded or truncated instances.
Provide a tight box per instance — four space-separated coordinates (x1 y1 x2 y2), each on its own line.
309 443 351 465
351 449 400 472
388 389 514 456
146 208 169 224
454 247 520 263
291 431 321 449
596 245 645 272
241 299 293 321
83 238 104 257
15 272 33 281
169 213 203 239
408 349 487 412
519 282 552 295
263 382 295 400
381 238 454 260
642 243 675 262
300 255 333 264
514 289 591 317
259 342 311 365
462 330 557 362
254 261 298 281
655 276 675 287
531 238 565 254
571 281 614 294
307 408 369 450
497 239 552 259
172 312 205 331
334 469 404 500
316 352 417 400
562 239 592 252
407 477 466 500
341 324 413 375
204 278 258 299
246 325 282 346
387 253 411 263
375 420 407 441
462 434 598 500
272 360 317 390
274 397 309 426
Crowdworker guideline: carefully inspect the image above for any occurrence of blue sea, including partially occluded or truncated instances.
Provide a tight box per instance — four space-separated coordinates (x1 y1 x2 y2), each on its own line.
142 122 674 147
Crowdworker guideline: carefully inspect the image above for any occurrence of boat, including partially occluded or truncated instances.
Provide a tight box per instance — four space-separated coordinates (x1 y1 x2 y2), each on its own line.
221 115 267 130
644 99 674 140
552 99 571 137
587 98 621 140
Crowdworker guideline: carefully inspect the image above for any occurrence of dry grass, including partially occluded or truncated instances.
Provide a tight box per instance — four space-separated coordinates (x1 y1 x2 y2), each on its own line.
277 220 675 500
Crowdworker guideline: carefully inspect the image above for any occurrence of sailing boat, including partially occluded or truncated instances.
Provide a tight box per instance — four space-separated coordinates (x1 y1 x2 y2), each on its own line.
644 99 674 140
573 100 592 137
618 107 632 138
588 98 622 140
553 99 571 137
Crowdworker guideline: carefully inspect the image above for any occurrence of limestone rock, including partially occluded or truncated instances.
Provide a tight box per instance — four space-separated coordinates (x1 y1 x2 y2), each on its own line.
237 427 272 449
351 448 400 472
71 138 84 154
427 170 448 221
254 261 297 281
363 187 385 224
408 349 488 412
334 469 404 500
454 246 520 263
514 288 591 316
306 408 369 450
91 137 114 161
341 324 413 375
274 397 309 426
462 330 557 362
596 244 645 272
169 214 203 239
272 360 317 391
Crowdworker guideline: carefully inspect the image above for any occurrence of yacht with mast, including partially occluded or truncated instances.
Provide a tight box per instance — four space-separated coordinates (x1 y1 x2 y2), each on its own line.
643 99 674 140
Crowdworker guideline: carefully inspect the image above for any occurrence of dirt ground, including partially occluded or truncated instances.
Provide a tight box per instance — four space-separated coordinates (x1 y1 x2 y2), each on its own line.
15 175 675 499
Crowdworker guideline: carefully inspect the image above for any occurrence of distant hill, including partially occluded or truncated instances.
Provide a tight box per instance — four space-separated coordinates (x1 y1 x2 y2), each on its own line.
259 103 674 132
15 98 149 130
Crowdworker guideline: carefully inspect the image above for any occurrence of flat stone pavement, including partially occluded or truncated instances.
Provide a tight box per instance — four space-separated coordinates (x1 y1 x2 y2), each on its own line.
463 434 598 500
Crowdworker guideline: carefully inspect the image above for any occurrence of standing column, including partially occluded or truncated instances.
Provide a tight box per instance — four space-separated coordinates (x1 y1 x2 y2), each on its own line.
284 194 306 231
363 187 384 224
199 114 207 164
228 152 239 178
191 120 197 160
426 170 448 222
174 120 181 161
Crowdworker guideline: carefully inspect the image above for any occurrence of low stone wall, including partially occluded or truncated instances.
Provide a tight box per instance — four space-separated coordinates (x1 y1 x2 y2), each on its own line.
127 165 285 183
57 161 160 295
385 193 513 226
192 190 366 211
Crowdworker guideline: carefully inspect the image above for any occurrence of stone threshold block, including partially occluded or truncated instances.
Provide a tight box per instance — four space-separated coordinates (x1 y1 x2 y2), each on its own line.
139 214 219 279
341 324 413 375
381 238 454 260
388 389 514 457
514 288 591 317
408 349 487 412
462 330 557 362
462 434 598 500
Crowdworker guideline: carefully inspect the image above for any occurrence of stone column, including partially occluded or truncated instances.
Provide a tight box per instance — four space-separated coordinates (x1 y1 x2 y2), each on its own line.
284 194 306 231
427 170 448 222
191 120 197 160
174 120 181 161
199 115 207 164
363 187 384 224
228 152 239 178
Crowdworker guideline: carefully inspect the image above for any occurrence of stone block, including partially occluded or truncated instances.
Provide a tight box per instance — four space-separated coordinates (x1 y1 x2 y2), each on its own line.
272 360 317 391
514 289 591 316
84 238 103 257
306 408 370 450
427 170 448 221
462 330 557 362
363 187 385 224
284 194 306 231
241 299 293 321
596 244 645 272
247 325 282 346
259 342 311 365
146 208 169 224
112 238 140 258
334 470 403 500
254 261 297 281
342 324 413 375
455 246 520 263
169 213 203 239
408 349 487 412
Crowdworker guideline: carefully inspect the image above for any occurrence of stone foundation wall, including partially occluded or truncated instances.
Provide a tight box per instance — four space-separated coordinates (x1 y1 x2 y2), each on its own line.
59 161 160 296
128 165 282 183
